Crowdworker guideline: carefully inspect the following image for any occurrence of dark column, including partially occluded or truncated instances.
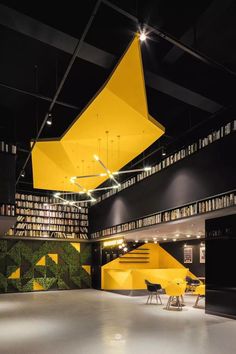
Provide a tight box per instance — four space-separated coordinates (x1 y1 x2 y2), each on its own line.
206 214 236 319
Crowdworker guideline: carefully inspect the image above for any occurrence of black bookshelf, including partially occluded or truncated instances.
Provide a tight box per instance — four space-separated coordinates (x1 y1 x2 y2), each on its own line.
91 190 236 239
206 214 236 319
7 193 89 239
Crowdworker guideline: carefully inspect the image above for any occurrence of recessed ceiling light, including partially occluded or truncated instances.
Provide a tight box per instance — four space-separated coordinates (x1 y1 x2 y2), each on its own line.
145 240 148 243
135 240 139 243
154 241 157 244
173 238 177 242
176 234 180 237
196 235 201 239
163 237 167 241
153 237 157 240
186 235 191 238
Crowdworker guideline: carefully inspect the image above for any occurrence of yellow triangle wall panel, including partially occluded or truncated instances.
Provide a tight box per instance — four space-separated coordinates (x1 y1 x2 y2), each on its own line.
70 243 80 253
31 36 165 192
36 256 46 266
82 265 91 275
48 254 58 264
33 280 45 291
8 267 20 279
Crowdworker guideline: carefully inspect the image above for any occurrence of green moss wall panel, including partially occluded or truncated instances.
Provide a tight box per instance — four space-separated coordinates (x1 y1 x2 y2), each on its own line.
0 239 91 293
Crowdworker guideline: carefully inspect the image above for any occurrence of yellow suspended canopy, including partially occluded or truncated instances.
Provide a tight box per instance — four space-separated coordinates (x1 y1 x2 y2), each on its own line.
31 35 165 192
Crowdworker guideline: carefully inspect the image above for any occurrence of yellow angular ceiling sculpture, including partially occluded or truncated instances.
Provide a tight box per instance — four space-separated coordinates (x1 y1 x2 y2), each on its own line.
31 35 165 192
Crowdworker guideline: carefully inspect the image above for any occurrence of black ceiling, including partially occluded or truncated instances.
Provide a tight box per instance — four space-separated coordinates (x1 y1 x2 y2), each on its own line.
0 0 236 191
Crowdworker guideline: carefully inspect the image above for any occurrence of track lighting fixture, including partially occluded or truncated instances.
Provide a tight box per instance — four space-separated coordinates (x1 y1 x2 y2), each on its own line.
46 113 52 126
162 147 166 156
139 31 147 41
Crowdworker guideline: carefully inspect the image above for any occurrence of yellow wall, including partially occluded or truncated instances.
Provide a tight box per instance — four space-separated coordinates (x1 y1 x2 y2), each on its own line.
102 243 194 290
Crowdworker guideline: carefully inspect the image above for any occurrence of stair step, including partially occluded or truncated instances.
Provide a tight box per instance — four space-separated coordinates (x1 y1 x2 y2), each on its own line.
119 256 149 259
119 261 149 263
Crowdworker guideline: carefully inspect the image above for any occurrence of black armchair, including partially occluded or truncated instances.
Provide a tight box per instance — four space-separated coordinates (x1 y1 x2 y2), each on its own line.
145 280 163 304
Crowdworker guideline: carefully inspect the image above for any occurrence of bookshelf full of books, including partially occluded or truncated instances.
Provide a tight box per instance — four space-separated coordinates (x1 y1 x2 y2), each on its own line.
7 193 89 239
90 190 236 239
93 119 236 205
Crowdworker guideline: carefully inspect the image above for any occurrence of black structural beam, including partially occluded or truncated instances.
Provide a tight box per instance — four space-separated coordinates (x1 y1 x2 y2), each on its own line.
0 4 222 114
145 71 222 113
16 0 102 185
102 0 236 78
163 0 234 64
0 4 115 69
0 81 79 110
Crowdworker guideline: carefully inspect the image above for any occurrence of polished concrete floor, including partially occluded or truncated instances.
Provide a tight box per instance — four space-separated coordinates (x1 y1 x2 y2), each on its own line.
0 289 236 354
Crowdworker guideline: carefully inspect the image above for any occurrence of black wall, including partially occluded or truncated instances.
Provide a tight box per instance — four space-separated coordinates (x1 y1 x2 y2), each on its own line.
90 134 236 233
206 214 236 319
0 153 15 204
161 239 205 277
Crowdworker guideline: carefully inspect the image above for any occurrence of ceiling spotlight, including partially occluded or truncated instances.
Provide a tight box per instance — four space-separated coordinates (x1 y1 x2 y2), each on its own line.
139 32 147 41
46 113 52 126
70 176 76 184
154 241 157 244
196 235 201 239
20 170 25 178
173 238 177 242
153 237 157 240
162 147 166 156
163 237 167 241
184 243 187 248
93 154 99 161
186 235 191 238
135 240 139 243
145 240 148 244
176 234 180 237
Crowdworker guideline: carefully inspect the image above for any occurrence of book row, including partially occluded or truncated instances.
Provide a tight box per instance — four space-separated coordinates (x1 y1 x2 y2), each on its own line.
0 141 17 154
90 191 236 239
15 208 88 220
14 222 88 233
0 204 15 217
93 119 236 205
16 193 88 207
16 200 88 214
16 215 88 226
7 229 88 239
